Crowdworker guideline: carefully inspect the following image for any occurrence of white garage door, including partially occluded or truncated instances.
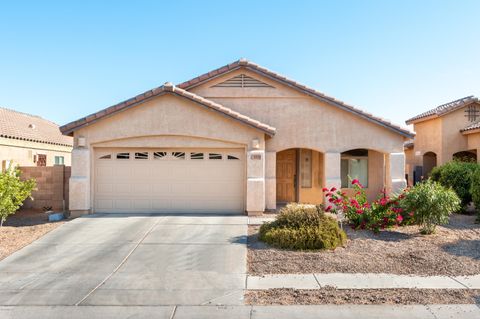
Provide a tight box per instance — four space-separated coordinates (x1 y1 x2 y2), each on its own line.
94 148 245 213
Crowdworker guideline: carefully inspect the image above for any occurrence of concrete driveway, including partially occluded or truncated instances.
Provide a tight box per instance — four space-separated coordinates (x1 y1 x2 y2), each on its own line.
0 213 247 306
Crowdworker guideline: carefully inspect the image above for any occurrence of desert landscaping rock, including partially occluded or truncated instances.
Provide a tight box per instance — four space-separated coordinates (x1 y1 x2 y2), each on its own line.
245 288 480 305
0 210 65 261
248 214 480 276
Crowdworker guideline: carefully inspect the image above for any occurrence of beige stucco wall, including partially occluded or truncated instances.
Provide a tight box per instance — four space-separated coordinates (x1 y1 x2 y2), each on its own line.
191 68 407 207
406 102 480 176
68 67 409 214
466 131 480 163
441 107 473 162
70 93 266 215
0 137 71 168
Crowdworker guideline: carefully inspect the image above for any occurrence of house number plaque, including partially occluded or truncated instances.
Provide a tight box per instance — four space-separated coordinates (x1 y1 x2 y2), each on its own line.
250 154 262 160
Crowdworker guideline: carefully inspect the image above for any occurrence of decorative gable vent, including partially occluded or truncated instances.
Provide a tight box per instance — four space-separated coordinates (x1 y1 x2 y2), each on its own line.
212 74 274 88
465 104 479 122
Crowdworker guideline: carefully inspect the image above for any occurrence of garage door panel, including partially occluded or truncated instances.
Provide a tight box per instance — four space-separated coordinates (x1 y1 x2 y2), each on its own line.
114 199 133 210
97 183 114 194
152 198 172 210
171 183 189 194
151 184 172 196
96 199 113 210
94 148 245 213
131 184 152 195
113 183 133 194
132 199 152 210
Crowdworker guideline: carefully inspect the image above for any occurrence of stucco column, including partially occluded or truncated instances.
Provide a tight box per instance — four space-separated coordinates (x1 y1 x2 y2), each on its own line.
389 152 407 194
477 148 480 164
265 151 276 211
69 147 91 218
324 152 341 191
246 150 265 216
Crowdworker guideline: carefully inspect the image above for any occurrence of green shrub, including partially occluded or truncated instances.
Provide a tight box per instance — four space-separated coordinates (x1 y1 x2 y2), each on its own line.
401 180 461 234
0 165 36 226
471 168 480 222
268 203 325 228
430 161 479 208
259 203 346 250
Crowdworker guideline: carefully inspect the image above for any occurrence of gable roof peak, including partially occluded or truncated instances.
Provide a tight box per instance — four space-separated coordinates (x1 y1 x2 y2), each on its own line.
60 83 276 136
177 60 414 138
406 95 479 124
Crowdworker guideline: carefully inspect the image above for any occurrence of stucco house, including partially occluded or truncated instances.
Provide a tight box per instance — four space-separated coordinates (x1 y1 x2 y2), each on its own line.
0 107 72 170
60 59 413 217
405 96 480 185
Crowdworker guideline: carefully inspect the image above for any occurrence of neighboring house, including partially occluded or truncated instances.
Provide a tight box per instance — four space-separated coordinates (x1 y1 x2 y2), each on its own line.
60 59 413 217
0 107 72 170
405 96 480 185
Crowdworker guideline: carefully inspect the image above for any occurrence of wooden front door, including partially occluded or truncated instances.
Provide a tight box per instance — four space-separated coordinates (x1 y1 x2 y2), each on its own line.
276 149 297 202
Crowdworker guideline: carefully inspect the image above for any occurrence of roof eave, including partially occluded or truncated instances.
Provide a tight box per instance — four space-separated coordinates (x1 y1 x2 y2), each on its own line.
405 114 439 125
461 128 480 135
60 86 276 137
179 61 414 139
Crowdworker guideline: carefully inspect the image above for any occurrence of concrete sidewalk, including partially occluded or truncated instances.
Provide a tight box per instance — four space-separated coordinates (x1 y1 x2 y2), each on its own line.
247 273 480 290
1 304 479 318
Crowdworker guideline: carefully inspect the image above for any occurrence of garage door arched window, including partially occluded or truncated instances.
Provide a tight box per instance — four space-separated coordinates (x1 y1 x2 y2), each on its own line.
209 153 222 160
154 151 167 159
116 153 130 160
135 152 149 160
227 155 239 160
99 154 112 160
172 152 185 159
190 152 204 160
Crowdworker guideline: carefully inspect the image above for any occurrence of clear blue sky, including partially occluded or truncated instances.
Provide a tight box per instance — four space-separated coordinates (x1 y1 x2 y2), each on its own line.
1 1 479 128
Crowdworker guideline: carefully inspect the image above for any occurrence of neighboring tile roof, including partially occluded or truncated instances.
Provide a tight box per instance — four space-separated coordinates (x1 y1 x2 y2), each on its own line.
60 83 276 136
461 120 480 133
406 96 479 124
178 59 414 138
0 107 73 146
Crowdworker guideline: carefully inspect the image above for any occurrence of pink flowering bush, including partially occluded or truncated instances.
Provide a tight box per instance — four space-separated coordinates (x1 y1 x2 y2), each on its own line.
323 179 414 233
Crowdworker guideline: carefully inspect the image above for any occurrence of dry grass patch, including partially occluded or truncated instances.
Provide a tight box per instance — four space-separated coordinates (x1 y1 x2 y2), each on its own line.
245 288 480 305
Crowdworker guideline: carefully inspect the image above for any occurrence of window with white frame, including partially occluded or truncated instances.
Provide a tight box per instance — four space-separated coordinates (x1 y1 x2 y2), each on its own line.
341 149 368 188
54 156 65 165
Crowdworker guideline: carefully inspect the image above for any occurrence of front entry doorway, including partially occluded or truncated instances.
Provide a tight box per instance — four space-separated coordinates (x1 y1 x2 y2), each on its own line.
276 149 297 203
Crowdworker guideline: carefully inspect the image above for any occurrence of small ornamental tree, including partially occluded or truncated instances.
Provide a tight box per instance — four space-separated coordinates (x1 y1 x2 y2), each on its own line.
0 165 36 226
401 180 460 234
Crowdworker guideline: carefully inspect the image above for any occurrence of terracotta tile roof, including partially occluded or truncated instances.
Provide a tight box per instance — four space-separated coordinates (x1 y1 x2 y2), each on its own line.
0 107 73 146
60 83 276 136
178 59 414 138
404 141 414 149
406 96 479 124
461 120 480 133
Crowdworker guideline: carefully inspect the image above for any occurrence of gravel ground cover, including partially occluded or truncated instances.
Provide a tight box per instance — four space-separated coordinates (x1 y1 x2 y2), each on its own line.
248 214 480 276
0 210 65 261
245 288 480 305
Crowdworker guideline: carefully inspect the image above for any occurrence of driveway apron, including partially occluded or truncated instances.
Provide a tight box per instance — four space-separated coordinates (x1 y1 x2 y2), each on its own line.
0 214 248 306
